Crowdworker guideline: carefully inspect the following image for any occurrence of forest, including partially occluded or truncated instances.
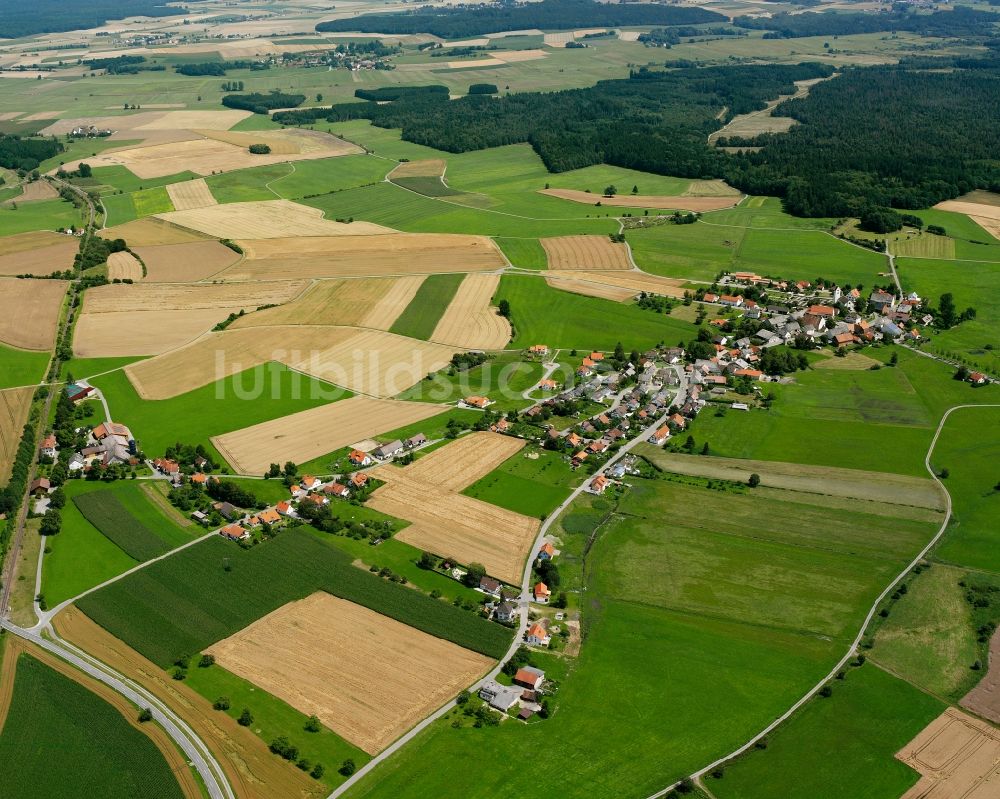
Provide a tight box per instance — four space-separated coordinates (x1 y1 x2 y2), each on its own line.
0 0 187 38
0 135 61 172
734 6 998 38
221 91 304 114
316 0 724 38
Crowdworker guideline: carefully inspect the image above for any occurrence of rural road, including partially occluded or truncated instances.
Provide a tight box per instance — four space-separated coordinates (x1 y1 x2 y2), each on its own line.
329 364 688 799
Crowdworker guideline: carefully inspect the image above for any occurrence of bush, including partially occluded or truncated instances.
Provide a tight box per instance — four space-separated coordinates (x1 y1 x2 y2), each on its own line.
238 708 254 726
248 143 271 155
138 708 153 722
340 758 356 776
213 696 231 711
469 83 498 95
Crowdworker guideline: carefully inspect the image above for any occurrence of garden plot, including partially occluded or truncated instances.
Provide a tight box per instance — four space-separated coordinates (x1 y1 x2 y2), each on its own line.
164 179 217 211
205 592 491 754
540 188 742 211
0 278 65 350
0 232 77 276
430 274 510 349
156 200 390 239
133 241 240 282
540 235 633 271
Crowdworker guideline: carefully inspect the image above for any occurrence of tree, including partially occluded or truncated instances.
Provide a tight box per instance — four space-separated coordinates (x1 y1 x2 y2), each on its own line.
954 365 969 381
198 654 215 668
213 696 231 711
311 763 325 779
248 143 272 155
858 206 902 233
700 441 709 455
631 184 638 194
463 562 487 587
497 298 511 318
938 292 958 328
39 509 61 536
138 708 153 722
238 708 254 726
340 759 357 776
283 461 297 477
748 473 761 488
266 463 281 478
77 162 92 178
418 551 437 570
305 714 322 733
316 93 323 102
604 185 617 197
614 341 625 361
889 351 899 366
48 487 66 509
819 685 833 697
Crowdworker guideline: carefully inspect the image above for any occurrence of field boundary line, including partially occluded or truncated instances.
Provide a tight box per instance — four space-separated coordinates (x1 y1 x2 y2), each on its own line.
261 161 296 198
643 401 1000 799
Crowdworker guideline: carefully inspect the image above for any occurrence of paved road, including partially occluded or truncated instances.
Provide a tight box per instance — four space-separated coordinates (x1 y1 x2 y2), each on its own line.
329 365 688 799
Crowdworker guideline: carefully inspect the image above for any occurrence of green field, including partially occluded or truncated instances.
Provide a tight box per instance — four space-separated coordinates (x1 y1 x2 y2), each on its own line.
76 528 512 666
713 664 944 799
60 355 143 382
0 197 83 234
391 175 462 197
92 364 351 466
396 352 545 412
0 344 49 388
87 165 198 195
72 489 174 562
464 445 574 518
0 653 187 799
389 273 465 340
494 237 546 270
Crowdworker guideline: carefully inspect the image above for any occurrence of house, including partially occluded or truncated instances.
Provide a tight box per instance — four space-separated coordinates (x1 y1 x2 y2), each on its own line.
29 477 50 496
869 290 894 311
39 434 57 459
648 426 669 445
300 475 321 491
733 368 763 379
480 576 502 596
832 332 854 347
539 378 558 391
490 418 510 433
66 383 95 403
519 708 535 721
589 352 605 362
463 396 491 409
289 484 303 497
301 493 327 507
589 474 609 494
92 422 131 442
703 292 719 303
152 457 180 476
969 371 988 386
405 433 427 449
348 449 372 467
566 432 582 448
587 439 608 454
732 402 750 411
214 501 238 520
533 582 550 603
513 666 546 690
372 440 403 460
191 510 208 524
324 482 350 498
571 450 589 467
669 413 687 429
495 601 517 623
719 294 744 307
528 344 550 357
538 542 555 561
351 472 369 489
220 523 248 541
807 304 836 319
526 622 550 646
275 501 293 517
190 472 209 485
258 508 281 525
480 681 521 712
582 357 596 369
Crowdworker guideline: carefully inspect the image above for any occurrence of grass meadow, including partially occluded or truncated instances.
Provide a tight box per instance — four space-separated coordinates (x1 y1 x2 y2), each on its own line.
72 489 174 562
204 154 390 203
494 237 546 269
463 445 574 518
0 344 49 388
0 197 83 234
396 351 545 412
389 273 465 340
0 654 187 799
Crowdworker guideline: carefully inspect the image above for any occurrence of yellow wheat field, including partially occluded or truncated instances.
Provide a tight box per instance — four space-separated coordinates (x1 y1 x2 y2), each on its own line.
543 274 635 302
73 308 247 357
0 388 34 481
205 593 491 754
106 251 143 281
196 127 359 157
132 241 240 282
430 274 510 349
540 235 633 270
157 200 391 239
165 178 217 211
544 269 688 300
392 431 524 492
81 280 308 314
0 278 65 350
100 218 211 247
212 396 446 475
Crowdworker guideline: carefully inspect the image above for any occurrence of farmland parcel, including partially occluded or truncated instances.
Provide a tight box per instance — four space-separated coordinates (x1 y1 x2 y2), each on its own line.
0 278 66 351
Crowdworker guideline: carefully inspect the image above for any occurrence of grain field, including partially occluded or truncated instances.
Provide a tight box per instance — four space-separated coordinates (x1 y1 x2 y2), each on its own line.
165 178 217 211
540 235 633 270
133 241 240 282
157 200 390 239
430 274 510 349
0 388 34 482
106 251 143 281
0 278 66 350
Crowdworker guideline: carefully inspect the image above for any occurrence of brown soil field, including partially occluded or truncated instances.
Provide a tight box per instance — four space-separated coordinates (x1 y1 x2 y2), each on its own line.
544 270 688 301
540 235 633 271
391 431 524 492
952 190 1000 208
961 626 1000 724
431 274 510 349
0 235 77 276
0 388 34 482
0 635 201 799
133 241 240 282
492 48 547 62
165 178 217 211
812 351 881 370
897 707 1000 799
82 280 308 314
157 200 390 239
389 159 446 179
42 110 250 137
106 251 143 281
447 58 505 69
230 277 425 331
73 308 244 357
0 278 65 350
14 180 58 202
933 200 1000 242
212 396 445 475
543 274 636 302
53 606 323 799
540 188 742 211
100 218 211 247
368 468 538 584
206 592 491 754
636 446 946 511
222 233 504 279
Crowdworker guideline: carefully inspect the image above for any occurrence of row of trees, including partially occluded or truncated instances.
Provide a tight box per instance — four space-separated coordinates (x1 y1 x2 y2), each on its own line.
734 6 998 39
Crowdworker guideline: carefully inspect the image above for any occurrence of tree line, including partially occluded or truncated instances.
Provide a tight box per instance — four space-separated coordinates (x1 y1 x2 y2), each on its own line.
734 7 998 39
222 91 304 114
0 0 175 39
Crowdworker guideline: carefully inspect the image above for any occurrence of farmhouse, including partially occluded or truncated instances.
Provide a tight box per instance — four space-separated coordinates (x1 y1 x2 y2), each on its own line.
526 622 550 646
405 433 427 449
533 582 551 603
969 371 988 386
528 344 550 357
719 295 743 307
513 666 545 690
588 475 609 494
495 601 516 623
29 477 50 496
463 396 492 409
480 681 521 712
349 449 373 467
39 434 57 459
373 440 404 460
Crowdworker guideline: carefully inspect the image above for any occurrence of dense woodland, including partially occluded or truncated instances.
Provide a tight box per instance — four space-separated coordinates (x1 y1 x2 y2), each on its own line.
0 0 190 38
0 135 61 172
316 0 724 37
221 91 304 114
734 7 998 38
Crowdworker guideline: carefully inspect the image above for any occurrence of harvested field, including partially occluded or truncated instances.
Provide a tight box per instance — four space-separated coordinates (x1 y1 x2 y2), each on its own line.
99 218 210 247
637 447 946 511
540 235 633 271
430 274 510 349
897 707 1000 799
52 606 319 799
106 251 143 281
368 468 538 585
540 188 742 211
447 58 505 69
812 351 881 370
393 431 524 492
0 233 77 276
205 592 491 754
0 388 34 482
222 233 505 279
165 178 217 211
81 280 307 314
492 48 547 62
133 241 240 282
230 277 425 331
389 159 446 179
0 278 65 350
73 309 244 357
952 190 1000 208
543 31 574 46
157 200 390 239
212 396 444 475
196 127 359 158
14 180 58 202
961 626 1000 724
932 200 1000 242
683 179 741 197
544 270 688 301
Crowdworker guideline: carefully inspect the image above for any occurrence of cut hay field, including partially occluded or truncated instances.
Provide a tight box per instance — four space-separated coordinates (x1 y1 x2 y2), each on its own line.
73 308 244 358
75 530 512 667
430 273 510 349
399 432 525 492
0 278 65 350
389 159 447 179
222 233 505 280
157 200 389 239
389 273 465 340
544 269 687 301
540 235 632 270
0 387 33 482
206 592 492 755
463 445 575 519
212 396 444 476
0 231 77 276
230 277 425 331
99 217 211 247
83 281 309 314
132 240 240 282
540 188 741 211
165 177 217 210
0 648 191 799
106 251 143 281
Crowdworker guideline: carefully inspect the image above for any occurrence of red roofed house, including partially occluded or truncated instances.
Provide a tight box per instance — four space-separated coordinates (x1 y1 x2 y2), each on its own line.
539 378 558 391
348 449 372 467
513 667 545 690
538 542 555 561
463 396 491 409
648 426 669 445
969 371 988 386
733 368 763 379
808 304 836 319
39 434 57 459
533 582 551 603
351 473 369 489
589 352 604 361
528 344 549 356
589 474 609 494
719 295 744 307
258 508 281 525
275 501 293 517
152 457 180 476
703 293 719 303
526 622 550 646
220 523 248 541
669 413 687 429
324 482 349 498
300 475 321 491
190 472 209 485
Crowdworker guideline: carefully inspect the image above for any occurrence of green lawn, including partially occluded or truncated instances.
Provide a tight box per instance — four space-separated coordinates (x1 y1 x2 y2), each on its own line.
396 352 544 412
91 364 351 467
494 237 547 270
0 653 187 799
0 344 49 388
389 273 465 340
713 664 943 799
0 197 83 234
463 445 575 518
60 355 143 382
